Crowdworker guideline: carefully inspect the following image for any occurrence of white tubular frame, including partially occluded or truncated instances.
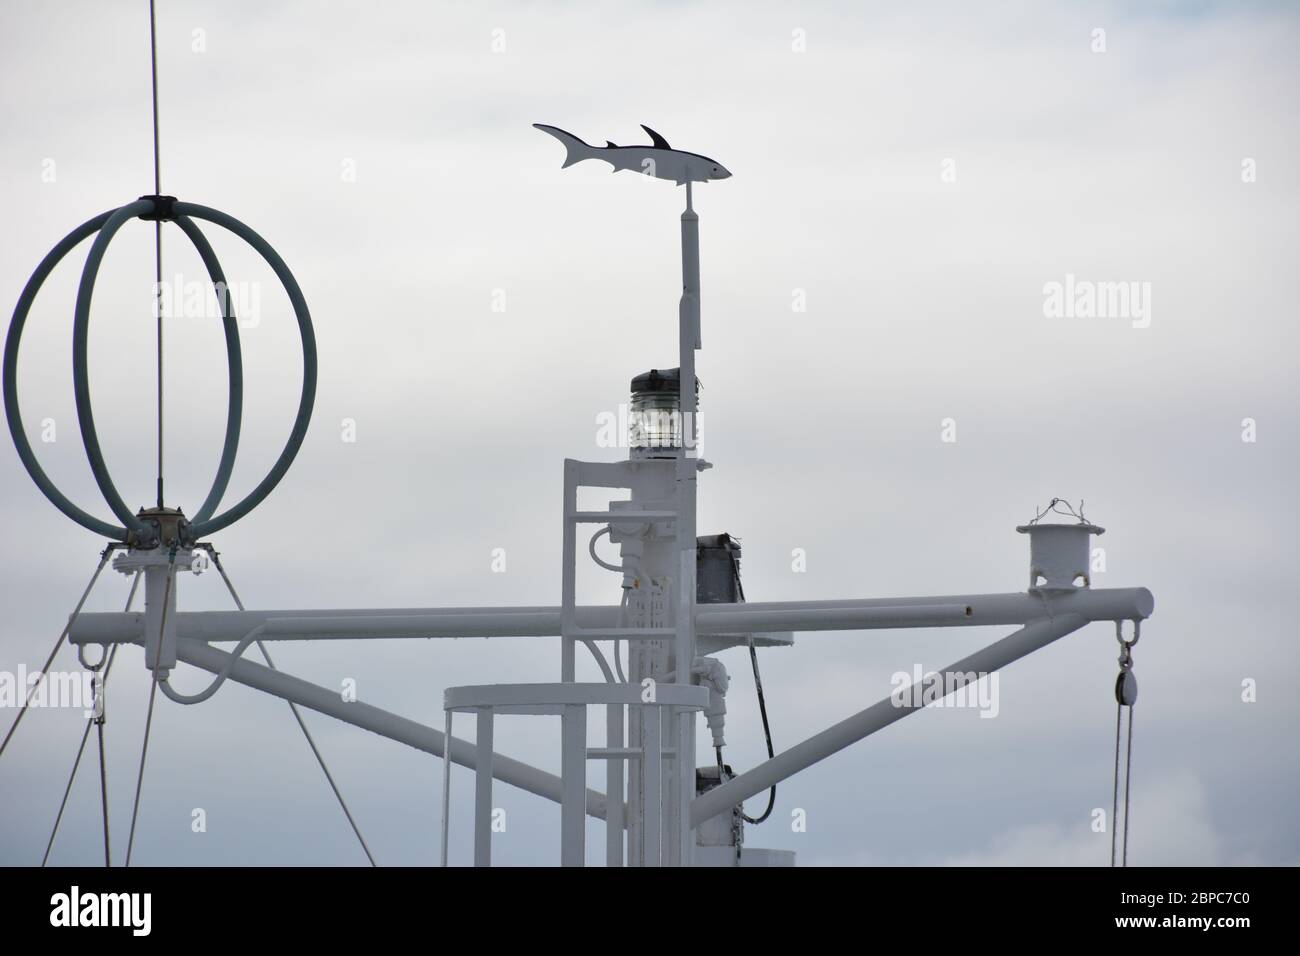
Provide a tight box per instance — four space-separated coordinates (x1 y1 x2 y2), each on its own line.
68 587 1152 645
441 683 708 867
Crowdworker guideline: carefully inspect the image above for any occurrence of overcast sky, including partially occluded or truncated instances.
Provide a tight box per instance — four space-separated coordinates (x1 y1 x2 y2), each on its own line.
1 0 1297 866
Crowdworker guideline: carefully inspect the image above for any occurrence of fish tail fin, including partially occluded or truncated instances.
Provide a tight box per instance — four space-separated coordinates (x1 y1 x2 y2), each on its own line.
533 123 593 168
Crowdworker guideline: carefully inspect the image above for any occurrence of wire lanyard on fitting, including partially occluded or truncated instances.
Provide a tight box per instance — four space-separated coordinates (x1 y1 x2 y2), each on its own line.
1111 620 1139 867
80 629 113 867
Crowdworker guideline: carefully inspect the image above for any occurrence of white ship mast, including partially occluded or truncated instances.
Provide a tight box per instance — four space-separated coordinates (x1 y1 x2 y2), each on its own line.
3 121 1153 867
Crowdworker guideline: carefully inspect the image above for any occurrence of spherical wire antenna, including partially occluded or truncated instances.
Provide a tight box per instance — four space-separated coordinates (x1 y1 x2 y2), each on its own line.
3 196 317 545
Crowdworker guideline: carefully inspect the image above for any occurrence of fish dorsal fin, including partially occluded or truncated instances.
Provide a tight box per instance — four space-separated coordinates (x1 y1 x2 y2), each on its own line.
606 140 618 148
641 125 671 150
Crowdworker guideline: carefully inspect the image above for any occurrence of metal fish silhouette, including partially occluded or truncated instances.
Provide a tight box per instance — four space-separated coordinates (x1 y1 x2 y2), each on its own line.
533 123 732 185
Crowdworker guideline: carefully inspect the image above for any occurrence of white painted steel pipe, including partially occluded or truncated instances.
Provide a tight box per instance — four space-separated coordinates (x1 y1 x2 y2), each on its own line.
690 613 1091 828
170 638 616 823
69 588 1152 646
712 589 1151 630
474 710 493 867
696 603 972 632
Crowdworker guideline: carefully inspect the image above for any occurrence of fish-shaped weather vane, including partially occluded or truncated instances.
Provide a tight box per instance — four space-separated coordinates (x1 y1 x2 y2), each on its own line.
533 123 731 185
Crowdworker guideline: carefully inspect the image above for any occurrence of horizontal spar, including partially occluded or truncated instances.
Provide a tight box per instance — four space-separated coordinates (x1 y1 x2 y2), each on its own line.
69 588 1153 645
695 603 972 631
723 588 1152 629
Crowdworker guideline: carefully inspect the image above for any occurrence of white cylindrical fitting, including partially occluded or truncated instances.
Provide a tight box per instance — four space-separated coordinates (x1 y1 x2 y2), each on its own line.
143 562 179 676
1016 522 1104 591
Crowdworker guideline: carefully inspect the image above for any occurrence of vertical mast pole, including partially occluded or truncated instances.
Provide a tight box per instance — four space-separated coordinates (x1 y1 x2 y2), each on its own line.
674 179 701 864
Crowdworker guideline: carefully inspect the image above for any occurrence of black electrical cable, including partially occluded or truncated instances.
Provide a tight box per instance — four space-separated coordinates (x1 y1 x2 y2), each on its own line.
740 636 777 824
732 569 776 825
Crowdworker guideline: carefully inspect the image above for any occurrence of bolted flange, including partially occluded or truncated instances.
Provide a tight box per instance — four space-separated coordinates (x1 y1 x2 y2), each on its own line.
127 505 194 550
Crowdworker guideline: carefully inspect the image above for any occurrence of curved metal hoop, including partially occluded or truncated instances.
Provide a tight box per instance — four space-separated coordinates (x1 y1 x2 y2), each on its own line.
4 210 123 538
171 202 316 539
4 196 315 542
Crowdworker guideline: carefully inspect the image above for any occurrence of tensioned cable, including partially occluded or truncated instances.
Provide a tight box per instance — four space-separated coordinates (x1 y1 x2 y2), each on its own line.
1110 703 1136 867
0 545 119 762
1110 620 1138 867
41 571 141 866
1110 703 1138 866
124 553 175 866
148 0 165 507
123 675 159 867
96 700 113 865
42 723 92 867
96 574 143 866
1122 708 1134 865
205 547 378 866
1110 704 1123 866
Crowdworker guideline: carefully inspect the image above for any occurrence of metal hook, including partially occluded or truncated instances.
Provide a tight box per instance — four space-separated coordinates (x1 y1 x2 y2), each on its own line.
1114 621 1139 703
77 642 109 672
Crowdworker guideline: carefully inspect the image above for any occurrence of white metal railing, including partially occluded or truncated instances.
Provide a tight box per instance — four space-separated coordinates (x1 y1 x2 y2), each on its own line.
441 682 708 867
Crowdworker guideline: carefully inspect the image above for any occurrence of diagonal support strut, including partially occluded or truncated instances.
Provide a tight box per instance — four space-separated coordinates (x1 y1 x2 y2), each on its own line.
170 638 617 824
691 613 1092 828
